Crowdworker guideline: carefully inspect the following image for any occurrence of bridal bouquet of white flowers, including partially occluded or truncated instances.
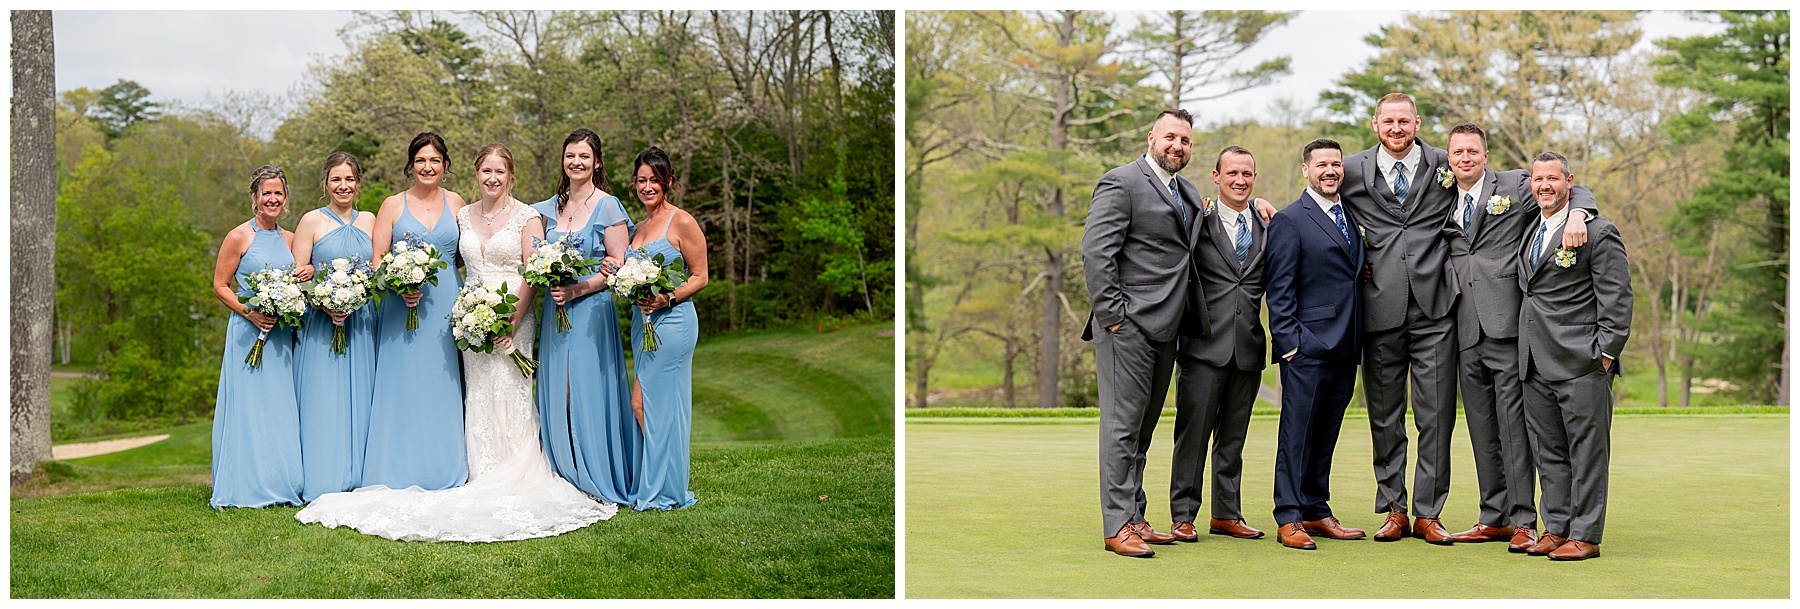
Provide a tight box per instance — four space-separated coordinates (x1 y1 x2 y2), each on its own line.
242 264 308 368
450 279 536 377
607 248 689 352
373 232 448 331
518 233 601 333
306 256 375 354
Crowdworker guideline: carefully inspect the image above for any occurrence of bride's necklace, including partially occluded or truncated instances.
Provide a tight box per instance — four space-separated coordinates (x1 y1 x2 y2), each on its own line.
478 200 508 225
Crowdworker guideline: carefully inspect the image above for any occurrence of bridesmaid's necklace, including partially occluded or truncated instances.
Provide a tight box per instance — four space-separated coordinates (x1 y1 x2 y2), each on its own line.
562 188 597 227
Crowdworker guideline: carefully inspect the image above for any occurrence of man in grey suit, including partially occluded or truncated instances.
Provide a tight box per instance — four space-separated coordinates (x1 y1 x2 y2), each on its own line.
1082 108 1208 558
1514 151 1631 561
1335 92 1461 543
1169 146 1269 543
1439 123 1596 552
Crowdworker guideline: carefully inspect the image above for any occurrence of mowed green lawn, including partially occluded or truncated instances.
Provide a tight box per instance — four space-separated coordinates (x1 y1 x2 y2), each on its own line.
13 324 895 598
905 414 1788 598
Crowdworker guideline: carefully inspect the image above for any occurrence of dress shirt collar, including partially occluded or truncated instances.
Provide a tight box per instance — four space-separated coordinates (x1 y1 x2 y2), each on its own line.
1534 202 1573 257
1143 154 1178 190
1306 189 1342 215
1380 141 1423 180
1216 200 1249 230
1456 181 1481 227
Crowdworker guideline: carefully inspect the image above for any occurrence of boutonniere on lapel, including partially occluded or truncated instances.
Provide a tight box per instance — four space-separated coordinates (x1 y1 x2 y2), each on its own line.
1200 197 1217 217
1553 245 1579 268
1436 167 1455 189
1358 224 1367 246
1486 195 1513 215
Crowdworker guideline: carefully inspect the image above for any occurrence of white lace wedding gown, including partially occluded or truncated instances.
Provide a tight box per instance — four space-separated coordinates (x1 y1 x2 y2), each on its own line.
295 203 617 542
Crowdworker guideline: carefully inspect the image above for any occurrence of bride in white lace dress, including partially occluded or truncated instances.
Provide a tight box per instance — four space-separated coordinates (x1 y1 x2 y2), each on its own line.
297 145 616 541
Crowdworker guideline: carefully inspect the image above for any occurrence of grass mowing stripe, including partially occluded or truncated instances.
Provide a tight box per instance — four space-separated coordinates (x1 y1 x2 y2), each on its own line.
905 415 1788 598
12 437 894 598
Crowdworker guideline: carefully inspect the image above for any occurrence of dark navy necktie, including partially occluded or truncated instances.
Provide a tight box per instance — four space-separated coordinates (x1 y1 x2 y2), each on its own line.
1330 204 1350 246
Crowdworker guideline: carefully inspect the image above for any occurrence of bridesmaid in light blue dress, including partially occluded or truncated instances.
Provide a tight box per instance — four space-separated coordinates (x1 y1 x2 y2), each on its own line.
535 128 639 504
625 147 706 511
362 132 470 491
290 152 379 502
208 165 305 508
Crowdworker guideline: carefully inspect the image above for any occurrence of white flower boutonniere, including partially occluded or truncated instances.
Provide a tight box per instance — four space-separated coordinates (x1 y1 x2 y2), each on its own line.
1554 246 1578 268
1436 167 1455 189
1201 197 1217 217
1486 195 1513 215
1358 224 1368 246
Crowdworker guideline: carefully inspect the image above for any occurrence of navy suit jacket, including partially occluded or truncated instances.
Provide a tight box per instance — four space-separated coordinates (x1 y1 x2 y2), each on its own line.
1265 191 1365 364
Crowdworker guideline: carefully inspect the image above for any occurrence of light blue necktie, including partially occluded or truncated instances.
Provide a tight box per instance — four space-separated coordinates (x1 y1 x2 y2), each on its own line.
1168 178 1187 228
1234 216 1250 267
1462 193 1475 235
1393 161 1410 203
1530 222 1547 267
1330 204 1350 246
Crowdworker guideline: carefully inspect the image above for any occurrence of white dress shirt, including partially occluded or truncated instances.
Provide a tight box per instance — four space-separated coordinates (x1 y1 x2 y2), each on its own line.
1144 154 1177 192
1380 142 1423 196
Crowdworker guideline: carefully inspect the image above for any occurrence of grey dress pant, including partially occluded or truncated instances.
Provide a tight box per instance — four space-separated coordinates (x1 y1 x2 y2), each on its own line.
1523 365 1613 543
1459 335 1538 528
1170 356 1258 523
1094 318 1178 537
1362 297 1460 517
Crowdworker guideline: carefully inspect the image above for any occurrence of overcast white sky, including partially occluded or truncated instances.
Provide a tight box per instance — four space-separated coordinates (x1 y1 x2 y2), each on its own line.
20 10 1727 132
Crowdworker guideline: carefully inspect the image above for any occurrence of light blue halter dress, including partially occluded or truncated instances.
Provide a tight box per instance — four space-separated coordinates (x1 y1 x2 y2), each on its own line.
293 209 377 502
211 222 305 508
628 212 698 511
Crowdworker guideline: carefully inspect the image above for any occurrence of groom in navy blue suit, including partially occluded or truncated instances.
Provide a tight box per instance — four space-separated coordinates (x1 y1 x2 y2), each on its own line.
1263 139 1367 550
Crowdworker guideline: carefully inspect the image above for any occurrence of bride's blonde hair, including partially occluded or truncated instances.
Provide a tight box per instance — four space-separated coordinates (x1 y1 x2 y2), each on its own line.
473 143 516 200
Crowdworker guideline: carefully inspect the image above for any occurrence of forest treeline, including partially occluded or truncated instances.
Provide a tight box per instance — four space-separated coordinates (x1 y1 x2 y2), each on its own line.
52 10 895 434
906 10 1787 410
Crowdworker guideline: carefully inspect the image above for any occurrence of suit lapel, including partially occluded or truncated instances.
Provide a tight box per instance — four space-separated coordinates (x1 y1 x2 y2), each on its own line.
1524 222 1567 284
1139 158 1191 245
1180 178 1204 247
1366 153 1403 216
1207 207 1238 272
1243 214 1268 277
1403 141 1434 215
1301 193 1353 259
1468 170 1500 242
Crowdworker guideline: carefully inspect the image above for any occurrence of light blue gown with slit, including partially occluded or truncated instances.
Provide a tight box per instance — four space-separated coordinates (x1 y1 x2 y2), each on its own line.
362 192 467 490
293 209 377 502
211 222 305 508
532 195 638 504
629 212 698 511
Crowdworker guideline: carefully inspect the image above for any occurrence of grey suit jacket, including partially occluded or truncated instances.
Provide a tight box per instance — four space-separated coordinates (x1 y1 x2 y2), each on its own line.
1516 214 1632 382
1180 205 1268 371
1083 156 1207 343
1443 169 1597 350
1339 139 1456 331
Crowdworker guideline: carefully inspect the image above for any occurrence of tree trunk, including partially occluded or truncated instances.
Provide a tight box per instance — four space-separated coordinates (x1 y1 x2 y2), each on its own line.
11 10 56 484
1037 11 1076 410
1679 356 1694 409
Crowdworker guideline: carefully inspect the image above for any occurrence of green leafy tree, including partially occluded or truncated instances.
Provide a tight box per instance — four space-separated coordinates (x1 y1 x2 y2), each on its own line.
1654 10 1790 404
93 79 162 140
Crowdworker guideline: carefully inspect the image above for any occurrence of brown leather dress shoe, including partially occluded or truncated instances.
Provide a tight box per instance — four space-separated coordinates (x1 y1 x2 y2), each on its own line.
1170 521 1199 542
1132 521 1177 545
1412 517 1454 545
1277 523 1316 550
1300 516 1366 540
1374 510 1411 541
1208 518 1265 539
1525 532 1567 556
1548 539 1600 561
1450 523 1516 543
1508 527 1539 553
1105 525 1155 557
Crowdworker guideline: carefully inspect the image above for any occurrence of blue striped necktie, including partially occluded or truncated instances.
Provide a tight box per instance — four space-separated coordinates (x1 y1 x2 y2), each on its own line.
1393 161 1410 203
1168 178 1187 229
1462 193 1475 235
1530 222 1547 267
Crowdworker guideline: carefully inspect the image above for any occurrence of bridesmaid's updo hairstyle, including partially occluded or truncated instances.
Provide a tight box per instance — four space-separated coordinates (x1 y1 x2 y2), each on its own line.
249 164 289 203
473 143 516 198
401 131 451 182
554 128 609 214
319 152 362 201
632 146 678 202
